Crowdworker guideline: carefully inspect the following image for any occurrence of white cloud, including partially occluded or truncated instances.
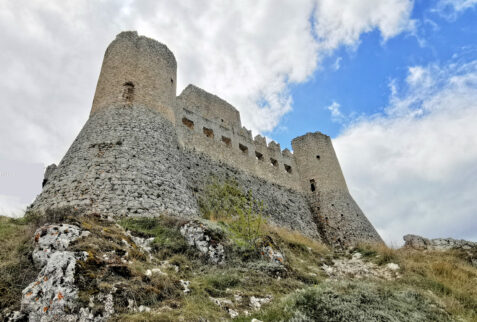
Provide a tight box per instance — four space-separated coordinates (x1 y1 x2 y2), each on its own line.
0 0 415 165
437 0 477 13
0 195 27 218
0 2 415 216
334 60 477 245
332 57 342 70
313 0 415 51
326 101 345 123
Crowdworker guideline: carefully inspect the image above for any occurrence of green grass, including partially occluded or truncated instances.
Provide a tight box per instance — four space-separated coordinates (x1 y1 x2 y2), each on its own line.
242 280 451 322
119 217 190 258
0 216 38 311
2 208 476 322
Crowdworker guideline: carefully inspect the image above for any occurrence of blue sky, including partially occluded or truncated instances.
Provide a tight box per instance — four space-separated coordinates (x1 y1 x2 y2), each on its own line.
1 0 476 245
268 0 477 148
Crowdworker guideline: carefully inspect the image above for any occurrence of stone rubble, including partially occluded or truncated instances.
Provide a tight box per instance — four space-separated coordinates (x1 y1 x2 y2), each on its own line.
249 296 272 311
209 293 273 318
180 221 225 264
180 280 191 294
126 231 155 254
322 252 401 280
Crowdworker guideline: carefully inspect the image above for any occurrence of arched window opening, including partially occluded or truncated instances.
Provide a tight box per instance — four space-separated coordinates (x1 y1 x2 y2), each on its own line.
122 82 135 102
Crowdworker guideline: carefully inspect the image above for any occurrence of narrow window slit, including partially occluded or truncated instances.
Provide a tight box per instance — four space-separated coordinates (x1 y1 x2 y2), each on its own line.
203 127 214 138
239 143 248 154
284 164 292 173
182 117 194 130
270 158 278 167
310 179 316 192
255 151 264 161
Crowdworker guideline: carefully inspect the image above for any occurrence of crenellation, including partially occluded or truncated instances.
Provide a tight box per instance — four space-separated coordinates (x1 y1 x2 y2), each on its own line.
253 134 267 146
31 31 383 247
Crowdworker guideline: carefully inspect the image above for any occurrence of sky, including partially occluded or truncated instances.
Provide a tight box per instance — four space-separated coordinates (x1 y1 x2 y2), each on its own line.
0 0 476 245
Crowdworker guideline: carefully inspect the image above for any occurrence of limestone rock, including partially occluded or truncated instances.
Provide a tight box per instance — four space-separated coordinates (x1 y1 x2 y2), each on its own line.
404 234 477 251
12 224 89 322
404 234 477 266
260 245 284 265
322 252 401 280
180 221 225 264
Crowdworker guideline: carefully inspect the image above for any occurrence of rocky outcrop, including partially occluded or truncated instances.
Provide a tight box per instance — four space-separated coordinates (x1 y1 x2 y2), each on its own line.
180 221 225 264
403 234 477 250
403 234 477 267
12 224 89 321
322 252 401 280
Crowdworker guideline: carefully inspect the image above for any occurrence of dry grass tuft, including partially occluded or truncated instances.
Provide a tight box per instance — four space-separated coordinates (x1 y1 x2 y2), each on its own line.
266 225 328 255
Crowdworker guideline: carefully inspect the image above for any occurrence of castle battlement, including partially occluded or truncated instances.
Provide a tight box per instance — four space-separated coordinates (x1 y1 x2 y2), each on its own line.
31 31 382 247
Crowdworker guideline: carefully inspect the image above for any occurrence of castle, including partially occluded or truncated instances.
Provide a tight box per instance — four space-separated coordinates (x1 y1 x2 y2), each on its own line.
31 31 382 246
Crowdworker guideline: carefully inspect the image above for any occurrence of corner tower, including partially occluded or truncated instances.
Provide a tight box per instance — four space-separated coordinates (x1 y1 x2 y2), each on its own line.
292 132 382 246
91 31 177 122
30 32 198 218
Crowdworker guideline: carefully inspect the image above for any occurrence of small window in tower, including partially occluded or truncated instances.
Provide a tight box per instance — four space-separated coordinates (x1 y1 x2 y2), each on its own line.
310 179 316 192
203 127 214 138
316 155 320 159
182 117 194 130
255 151 264 161
239 143 248 154
122 82 135 102
171 78 174 85
284 164 292 173
221 136 231 147
270 158 278 167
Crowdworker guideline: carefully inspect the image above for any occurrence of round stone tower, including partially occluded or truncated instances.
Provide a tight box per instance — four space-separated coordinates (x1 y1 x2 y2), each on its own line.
91 31 177 122
292 132 382 246
30 32 198 218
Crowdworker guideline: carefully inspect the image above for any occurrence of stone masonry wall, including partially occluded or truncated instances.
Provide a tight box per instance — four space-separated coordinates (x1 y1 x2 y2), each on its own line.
181 149 320 239
178 85 241 129
31 104 198 217
90 31 177 123
31 104 320 239
175 101 300 191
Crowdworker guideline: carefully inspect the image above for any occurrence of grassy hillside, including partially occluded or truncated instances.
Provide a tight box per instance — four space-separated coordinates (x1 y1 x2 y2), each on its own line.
0 210 476 321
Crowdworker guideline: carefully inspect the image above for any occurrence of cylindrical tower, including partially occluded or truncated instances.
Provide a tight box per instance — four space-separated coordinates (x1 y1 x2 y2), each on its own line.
30 32 198 218
292 132 382 246
91 31 177 122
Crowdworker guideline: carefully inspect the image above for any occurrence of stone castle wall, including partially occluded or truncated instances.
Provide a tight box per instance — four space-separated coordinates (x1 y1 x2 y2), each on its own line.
30 31 383 246
175 89 301 191
31 105 198 217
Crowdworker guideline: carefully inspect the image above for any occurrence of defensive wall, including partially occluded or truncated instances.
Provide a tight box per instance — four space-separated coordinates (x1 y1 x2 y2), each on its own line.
31 31 382 245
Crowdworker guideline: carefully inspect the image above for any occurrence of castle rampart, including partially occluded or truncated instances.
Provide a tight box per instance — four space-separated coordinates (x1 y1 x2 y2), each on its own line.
30 31 383 246
175 91 302 191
